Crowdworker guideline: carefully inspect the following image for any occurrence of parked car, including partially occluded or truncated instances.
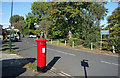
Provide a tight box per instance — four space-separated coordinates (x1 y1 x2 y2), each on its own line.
29 35 36 38
20 34 24 37
10 36 18 42
16 36 20 40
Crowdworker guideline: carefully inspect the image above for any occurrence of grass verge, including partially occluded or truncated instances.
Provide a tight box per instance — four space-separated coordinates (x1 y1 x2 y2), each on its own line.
47 40 120 56
24 62 37 71
2 44 20 55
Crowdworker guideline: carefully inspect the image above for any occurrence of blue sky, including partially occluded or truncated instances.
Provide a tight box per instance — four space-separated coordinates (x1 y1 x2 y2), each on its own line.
100 2 118 28
0 2 119 29
1 2 32 28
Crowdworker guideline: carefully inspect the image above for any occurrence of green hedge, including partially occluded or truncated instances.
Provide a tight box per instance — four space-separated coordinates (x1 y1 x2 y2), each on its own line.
102 37 120 53
69 38 82 47
108 37 120 53
102 42 112 51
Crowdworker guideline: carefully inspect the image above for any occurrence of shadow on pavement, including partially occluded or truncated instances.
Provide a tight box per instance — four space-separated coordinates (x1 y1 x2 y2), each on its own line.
47 56 61 70
12 47 19 50
15 40 22 42
81 59 89 78
2 44 16 47
2 58 36 77
1 47 19 52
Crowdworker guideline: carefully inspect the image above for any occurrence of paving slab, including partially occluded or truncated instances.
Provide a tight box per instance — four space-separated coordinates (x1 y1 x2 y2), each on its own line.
0 52 59 77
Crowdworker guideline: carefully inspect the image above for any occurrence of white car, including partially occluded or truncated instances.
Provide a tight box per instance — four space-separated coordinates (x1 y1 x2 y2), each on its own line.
16 36 20 39
29 35 36 38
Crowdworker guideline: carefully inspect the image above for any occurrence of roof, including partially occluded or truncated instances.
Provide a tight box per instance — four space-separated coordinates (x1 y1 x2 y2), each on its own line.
0 24 3 27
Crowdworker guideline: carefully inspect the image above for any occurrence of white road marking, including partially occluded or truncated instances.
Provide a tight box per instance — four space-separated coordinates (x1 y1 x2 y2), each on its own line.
60 71 71 76
10 54 17 55
111 63 119 66
51 67 72 77
101 61 118 66
47 48 76 56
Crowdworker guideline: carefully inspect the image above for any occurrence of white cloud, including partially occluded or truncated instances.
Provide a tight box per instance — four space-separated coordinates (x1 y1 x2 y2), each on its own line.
0 23 10 26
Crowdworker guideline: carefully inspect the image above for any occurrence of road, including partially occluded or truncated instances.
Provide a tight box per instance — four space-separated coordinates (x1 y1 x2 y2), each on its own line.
13 37 119 77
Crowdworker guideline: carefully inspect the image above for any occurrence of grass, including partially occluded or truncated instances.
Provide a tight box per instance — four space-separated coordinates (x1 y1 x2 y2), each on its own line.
4 49 20 55
2 44 20 55
24 62 37 71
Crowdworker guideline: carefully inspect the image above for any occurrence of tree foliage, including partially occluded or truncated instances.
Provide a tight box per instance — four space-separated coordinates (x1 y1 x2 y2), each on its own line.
106 5 120 37
9 15 24 23
105 3 120 53
25 2 108 48
9 15 25 35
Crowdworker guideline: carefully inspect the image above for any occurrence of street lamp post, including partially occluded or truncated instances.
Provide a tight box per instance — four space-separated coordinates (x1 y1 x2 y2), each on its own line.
9 0 13 52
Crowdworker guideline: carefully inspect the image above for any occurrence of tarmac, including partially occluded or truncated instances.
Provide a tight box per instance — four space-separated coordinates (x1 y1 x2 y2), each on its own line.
0 45 60 77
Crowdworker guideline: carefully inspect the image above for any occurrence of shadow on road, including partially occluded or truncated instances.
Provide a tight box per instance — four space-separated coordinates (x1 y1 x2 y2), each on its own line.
47 56 61 70
2 58 36 77
17 46 36 52
81 59 89 78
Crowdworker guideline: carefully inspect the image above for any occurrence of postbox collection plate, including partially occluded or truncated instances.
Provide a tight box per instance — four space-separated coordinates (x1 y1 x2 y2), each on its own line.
42 48 45 53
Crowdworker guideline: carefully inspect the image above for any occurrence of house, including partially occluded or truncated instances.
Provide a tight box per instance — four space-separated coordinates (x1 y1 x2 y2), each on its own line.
0 24 3 40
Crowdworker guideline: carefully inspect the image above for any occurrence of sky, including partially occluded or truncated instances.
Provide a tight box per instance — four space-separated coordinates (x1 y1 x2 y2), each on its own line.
0 1 119 29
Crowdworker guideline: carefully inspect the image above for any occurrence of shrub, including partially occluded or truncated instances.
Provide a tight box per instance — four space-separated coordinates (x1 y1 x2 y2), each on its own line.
108 37 120 53
69 38 82 47
102 42 112 51
60 38 68 43
47 39 51 41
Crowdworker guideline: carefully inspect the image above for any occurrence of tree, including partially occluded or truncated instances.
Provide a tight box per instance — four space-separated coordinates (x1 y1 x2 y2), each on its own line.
9 15 24 23
80 2 108 48
37 20 53 39
107 4 120 37
12 20 25 34
29 2 107 44
31 2 53 38
25 13 36 30
9 15 25 35
49 2 107 40
105 2 120 53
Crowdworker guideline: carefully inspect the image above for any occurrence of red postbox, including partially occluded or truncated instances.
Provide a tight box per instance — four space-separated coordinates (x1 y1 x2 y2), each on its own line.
35 39 47 72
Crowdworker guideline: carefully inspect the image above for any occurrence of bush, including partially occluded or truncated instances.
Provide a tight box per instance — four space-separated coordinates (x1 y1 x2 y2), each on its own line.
102 42 112 51
69 38 82 47
101 37 120 53
59 38 68 43
47 39 51 42
107 37 120 53
82 40 91 48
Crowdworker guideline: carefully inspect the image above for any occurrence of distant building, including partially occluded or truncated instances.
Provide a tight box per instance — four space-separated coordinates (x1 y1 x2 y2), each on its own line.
0 24 3 40
6 29 19 32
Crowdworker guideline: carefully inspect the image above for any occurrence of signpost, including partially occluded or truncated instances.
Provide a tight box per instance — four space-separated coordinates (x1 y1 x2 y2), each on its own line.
100 30 109 50
10 0 13 52
101 30 109 35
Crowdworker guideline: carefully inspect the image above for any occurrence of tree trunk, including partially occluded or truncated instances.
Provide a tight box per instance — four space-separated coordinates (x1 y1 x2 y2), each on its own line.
44 34 47 39
44 31 48 39
69 30 72 39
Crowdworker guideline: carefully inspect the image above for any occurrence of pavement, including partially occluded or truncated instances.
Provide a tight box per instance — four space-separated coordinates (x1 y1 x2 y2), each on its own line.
0 40 61 78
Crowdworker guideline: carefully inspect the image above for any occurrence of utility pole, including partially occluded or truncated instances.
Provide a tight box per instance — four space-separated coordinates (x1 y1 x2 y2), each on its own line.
10 0 13 52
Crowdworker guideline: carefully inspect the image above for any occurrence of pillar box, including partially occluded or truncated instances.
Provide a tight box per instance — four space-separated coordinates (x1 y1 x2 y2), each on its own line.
35 39 47 72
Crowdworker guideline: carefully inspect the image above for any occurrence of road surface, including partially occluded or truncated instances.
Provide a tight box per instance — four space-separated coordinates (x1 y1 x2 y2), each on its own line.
13 37 119 77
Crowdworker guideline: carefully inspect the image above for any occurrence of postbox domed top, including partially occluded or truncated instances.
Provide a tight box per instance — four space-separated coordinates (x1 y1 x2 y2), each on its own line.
35 39 47 42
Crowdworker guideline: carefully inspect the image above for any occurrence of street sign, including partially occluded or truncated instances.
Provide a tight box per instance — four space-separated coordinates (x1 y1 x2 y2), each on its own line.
101 30 109 35
100 30 110 50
